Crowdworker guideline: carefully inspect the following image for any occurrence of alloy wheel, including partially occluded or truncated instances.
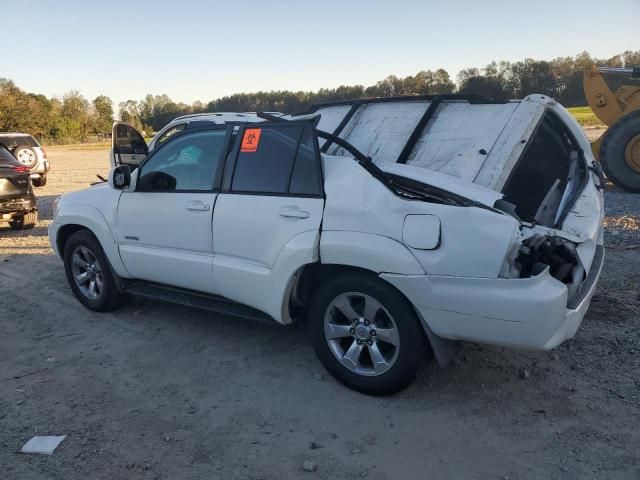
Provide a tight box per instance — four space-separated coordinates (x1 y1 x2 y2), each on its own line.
70 246 104 300
323 292 400 376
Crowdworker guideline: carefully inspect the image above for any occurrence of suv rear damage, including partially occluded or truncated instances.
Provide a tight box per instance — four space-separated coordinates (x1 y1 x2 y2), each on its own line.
49 94 604 395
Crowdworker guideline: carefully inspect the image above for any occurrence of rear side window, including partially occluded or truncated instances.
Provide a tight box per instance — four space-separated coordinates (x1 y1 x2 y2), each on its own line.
231 125 321 195
0 135 38 148
289 127 321 196
0 146 20 165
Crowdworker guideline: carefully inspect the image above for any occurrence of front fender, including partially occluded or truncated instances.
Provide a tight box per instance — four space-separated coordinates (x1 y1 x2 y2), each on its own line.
320 230 424 275
50 203 131 278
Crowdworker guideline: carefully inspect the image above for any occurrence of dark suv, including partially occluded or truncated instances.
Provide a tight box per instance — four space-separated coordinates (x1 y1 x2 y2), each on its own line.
0 133 49 187
0 145 37 230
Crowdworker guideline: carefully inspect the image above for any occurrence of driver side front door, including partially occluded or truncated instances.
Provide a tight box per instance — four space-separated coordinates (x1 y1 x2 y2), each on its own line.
116 126 232 294
111 122 148 169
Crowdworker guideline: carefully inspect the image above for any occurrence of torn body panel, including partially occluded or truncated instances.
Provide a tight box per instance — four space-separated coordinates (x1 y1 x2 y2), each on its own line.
317 94 604 351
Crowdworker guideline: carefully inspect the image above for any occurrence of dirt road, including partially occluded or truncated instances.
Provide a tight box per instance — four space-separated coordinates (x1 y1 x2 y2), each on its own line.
0 146 639 479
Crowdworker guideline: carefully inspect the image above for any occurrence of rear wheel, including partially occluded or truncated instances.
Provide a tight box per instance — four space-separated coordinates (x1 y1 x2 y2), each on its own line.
9 211 37 230
308 271 428 395
14 146 38 169
599 110 640 193
32 175 47 187
63 230 126 311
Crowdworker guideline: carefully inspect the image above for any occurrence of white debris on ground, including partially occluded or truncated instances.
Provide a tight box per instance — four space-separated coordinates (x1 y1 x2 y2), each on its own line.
20 436 66 455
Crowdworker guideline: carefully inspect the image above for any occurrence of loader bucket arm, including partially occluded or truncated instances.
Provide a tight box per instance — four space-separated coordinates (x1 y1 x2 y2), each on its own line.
584 67 640 127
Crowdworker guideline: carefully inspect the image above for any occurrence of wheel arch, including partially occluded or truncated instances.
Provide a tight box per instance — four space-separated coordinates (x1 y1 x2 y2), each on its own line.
289 262 460 367
54 204 131 278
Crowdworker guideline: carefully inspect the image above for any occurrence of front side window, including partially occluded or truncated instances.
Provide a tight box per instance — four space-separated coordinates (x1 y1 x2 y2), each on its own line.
137 129 228 192
231 125 321 195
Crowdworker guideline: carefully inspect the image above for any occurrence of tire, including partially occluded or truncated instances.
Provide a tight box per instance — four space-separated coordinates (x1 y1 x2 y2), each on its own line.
32 175 47 187
308 271 428 396
9 211 37 230
599 110 640 193
63 229 126 311
13 145 38 169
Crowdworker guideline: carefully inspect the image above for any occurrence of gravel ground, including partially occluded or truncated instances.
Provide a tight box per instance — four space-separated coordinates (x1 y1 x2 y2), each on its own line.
0 144 639 480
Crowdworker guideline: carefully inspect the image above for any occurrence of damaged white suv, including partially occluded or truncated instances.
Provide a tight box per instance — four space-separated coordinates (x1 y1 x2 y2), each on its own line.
49 95 604 395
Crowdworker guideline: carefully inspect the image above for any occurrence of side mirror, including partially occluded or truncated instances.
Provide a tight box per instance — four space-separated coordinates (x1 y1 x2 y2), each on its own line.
109 165 131 190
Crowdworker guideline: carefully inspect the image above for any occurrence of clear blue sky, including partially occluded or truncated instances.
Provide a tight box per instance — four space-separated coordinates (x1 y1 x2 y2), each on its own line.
3 0 638 108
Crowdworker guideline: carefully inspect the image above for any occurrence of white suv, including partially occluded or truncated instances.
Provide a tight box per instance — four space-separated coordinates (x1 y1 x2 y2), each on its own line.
0 133 50 187
49 95 604 395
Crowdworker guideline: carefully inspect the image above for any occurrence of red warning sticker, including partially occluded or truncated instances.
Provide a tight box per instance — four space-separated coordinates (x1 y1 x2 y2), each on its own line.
241 128 262 153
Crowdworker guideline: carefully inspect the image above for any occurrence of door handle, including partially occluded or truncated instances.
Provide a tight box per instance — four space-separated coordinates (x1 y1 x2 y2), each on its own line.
185 201 210 211
279 206 310 219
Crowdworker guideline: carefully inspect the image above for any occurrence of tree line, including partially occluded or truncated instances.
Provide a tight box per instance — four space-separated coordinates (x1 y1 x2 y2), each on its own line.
1 50 638 144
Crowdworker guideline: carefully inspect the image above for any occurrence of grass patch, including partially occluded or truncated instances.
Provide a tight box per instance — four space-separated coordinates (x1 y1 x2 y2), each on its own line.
568 106 604 127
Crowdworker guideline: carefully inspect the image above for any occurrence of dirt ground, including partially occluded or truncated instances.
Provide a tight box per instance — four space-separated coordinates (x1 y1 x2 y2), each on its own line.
1 142 639 480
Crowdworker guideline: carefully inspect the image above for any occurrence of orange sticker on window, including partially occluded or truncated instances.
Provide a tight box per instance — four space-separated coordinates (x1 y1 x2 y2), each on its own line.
241 128 262 153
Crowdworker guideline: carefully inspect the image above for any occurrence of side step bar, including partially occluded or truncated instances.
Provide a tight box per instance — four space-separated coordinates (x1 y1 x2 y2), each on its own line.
124 282 277 324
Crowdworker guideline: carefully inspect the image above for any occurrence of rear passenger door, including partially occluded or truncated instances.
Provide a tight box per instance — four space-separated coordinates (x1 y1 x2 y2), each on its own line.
212 123 325 318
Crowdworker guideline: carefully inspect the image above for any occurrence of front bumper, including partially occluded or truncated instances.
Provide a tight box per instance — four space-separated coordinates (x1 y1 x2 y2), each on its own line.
381 245 604 350
48 221 61 258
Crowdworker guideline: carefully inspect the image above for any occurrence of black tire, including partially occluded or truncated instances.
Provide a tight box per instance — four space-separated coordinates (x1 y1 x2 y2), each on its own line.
9 211 37 230
13 145 38 169
32 175 47 187
308 271 428 396
599 110 640 193
63 229 126 311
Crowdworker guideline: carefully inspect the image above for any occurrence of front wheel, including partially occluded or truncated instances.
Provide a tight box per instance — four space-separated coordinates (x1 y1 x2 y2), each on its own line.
308 272 428 395
63 230 126 311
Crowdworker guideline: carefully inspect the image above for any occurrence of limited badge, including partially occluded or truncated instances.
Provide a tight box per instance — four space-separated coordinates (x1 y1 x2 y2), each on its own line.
241 128 262 153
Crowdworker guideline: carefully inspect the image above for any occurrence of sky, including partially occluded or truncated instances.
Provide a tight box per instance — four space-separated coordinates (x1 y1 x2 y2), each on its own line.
2 0 638 109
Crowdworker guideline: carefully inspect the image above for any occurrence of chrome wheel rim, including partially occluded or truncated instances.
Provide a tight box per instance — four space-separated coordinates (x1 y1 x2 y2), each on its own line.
324 292 400 376
17 149 36 166
71 246 104 300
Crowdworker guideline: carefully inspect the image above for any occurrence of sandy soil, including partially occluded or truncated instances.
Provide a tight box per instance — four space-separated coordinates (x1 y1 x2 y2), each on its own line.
0 146 639 480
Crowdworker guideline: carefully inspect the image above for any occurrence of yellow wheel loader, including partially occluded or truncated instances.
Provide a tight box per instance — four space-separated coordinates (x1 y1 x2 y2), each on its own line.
584 66 640 192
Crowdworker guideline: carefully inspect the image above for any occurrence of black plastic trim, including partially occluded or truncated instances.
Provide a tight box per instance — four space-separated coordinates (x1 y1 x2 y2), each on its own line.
567 245 604 310
396 98 442 164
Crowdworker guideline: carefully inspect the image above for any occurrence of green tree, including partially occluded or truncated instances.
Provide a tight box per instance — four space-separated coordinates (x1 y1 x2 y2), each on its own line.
92 95 114 135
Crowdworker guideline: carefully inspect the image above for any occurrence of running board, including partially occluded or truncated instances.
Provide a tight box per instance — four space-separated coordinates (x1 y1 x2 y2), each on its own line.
124 282 277 324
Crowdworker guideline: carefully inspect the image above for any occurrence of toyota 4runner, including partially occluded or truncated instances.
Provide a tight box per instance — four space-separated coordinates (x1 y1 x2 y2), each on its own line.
49 94 605 395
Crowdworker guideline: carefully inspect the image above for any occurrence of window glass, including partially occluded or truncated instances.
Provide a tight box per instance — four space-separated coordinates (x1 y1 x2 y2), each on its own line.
289 127 321 196
231 126 303 194
138 129 227 192
156 123 187 146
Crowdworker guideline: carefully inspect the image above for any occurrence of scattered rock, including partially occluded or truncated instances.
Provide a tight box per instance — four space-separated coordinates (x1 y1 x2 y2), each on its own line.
330 433 338 439
360 470 369 477
309 441 321 450
519 368 530 380
302 460 317 472
313 373 324 381
163 435 171 442
351 447 361 454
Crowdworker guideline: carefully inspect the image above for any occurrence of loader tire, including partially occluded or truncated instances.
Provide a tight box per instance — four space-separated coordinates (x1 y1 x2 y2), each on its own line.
599 110 640 193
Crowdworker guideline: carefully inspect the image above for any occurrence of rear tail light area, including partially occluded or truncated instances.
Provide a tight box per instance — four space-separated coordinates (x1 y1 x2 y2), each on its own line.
40 146 47 158
11 165 30 173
